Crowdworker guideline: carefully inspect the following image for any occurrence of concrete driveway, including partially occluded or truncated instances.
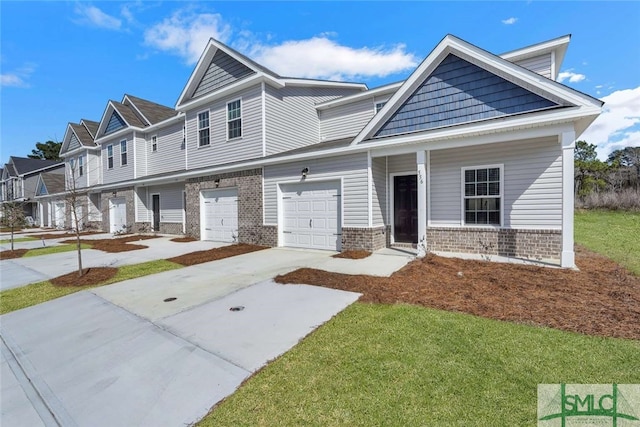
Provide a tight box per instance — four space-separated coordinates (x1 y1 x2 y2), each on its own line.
1 247 388 426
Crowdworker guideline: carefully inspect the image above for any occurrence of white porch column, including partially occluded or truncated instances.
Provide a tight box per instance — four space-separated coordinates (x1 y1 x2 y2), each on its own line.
416 151 427 257
561 131 576 268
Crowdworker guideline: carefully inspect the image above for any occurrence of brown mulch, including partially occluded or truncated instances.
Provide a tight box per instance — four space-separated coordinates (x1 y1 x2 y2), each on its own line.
333 250 372 260
168 243 268 266
275 245 640 341
51 267 118 287
0 249 29 260
170 236 198 243
32 231 100 240
61 235 159 253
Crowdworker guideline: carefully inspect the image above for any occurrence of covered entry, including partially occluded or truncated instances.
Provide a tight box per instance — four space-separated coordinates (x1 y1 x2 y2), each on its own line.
200 188 238 242
280 181 341 251
393 174 418 243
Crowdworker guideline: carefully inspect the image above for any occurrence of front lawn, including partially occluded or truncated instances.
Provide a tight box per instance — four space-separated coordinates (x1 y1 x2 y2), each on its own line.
200 303 640 426
0 237 36 244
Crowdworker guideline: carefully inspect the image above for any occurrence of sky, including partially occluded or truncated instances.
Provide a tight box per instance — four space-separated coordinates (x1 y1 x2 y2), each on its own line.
1 1 639 162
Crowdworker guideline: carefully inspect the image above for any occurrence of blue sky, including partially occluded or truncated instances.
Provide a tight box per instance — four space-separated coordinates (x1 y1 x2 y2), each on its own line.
1 1 639 161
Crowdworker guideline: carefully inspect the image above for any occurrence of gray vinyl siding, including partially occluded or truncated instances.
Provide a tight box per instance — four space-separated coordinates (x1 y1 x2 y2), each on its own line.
264 153 369 227
376 54 558 137
147 122 185 176
388 153 416 174
265 85 361 155
371 157 387 226
514 53 552 79
185 85 262 169
429 137 562 229
69 134 81 151
22 174 40 200
73 154 88 189
135 187 149 222
135 133 147 178
105 112 126 134
319 98 375 141
192 50 256 99
87 152 101 187
102 133 134 184
137 183 185 223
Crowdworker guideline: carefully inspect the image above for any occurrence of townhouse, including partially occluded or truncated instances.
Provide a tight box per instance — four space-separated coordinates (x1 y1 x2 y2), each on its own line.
49 33 601 267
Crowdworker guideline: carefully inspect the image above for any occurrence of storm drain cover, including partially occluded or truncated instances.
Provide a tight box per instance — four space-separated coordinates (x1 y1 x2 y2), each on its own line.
164 297 177 302
229 306 245 312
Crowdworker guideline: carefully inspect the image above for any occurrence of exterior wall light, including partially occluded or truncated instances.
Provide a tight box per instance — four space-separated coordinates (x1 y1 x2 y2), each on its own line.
301 167 309 178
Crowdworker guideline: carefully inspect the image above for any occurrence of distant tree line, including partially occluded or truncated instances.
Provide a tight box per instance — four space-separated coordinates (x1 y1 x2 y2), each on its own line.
575 141 640 210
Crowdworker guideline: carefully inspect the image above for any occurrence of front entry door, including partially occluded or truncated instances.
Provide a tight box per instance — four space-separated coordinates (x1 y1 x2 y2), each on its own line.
393 175 418 243
152 194 160 231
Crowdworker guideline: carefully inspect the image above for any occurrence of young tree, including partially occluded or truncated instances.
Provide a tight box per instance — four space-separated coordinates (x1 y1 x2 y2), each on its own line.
1 202 26 251
28 140 62 161
65 160 85 277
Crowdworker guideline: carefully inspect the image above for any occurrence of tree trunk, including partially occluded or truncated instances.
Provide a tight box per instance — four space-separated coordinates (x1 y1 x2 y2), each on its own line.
11 225 14 251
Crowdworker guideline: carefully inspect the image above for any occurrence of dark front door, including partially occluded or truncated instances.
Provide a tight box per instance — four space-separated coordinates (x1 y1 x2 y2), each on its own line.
152 194 160 231
393 175 418 243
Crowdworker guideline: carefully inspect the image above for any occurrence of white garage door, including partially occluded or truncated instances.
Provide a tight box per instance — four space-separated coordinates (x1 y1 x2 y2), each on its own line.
110 198 127 233
281 181 341 251
201 188 238 242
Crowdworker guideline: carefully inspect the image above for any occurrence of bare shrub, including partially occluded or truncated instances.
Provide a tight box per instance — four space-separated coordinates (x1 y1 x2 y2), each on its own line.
576 188 640 211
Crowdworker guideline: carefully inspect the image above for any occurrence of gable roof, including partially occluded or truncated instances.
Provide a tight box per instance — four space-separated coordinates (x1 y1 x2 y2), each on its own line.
8 156 62 175
35 172 66 197
352 34 603 145
123 94 179 125
81 119 99 139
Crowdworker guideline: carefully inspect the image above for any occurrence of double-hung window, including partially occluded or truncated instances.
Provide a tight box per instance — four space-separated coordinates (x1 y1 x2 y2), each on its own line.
463 165 502 226
227 99 242 140
375 101 387 114
107 145 114 169
78 155 84 176
151 135 158 152
120 140 128 166
198 111 210 147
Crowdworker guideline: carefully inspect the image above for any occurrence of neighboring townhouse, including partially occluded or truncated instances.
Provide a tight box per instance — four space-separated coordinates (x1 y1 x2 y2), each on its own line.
0 156 65 225
33 173 66 228
50 33 601 267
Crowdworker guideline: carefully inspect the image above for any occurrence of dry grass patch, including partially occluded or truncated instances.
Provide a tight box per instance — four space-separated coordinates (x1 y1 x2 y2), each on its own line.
168 243 268 266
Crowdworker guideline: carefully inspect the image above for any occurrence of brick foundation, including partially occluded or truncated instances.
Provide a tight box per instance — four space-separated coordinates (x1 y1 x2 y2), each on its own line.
341 226 387 251
426 227 562 263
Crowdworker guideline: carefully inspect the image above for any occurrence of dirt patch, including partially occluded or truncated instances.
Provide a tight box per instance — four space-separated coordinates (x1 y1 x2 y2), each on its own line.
333 250 372 260
0 249 29 260
61 235 159 253
275 246 640 341
51 267 118 287
170 236 198 243
168 243 268 266
33 231 100 240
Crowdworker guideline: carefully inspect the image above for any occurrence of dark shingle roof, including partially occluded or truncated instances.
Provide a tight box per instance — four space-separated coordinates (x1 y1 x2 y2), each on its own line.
125 95 178 125
40 173 66 195
82 119 99 138
111 101 147 128
10 157 62 175
70 123 97 147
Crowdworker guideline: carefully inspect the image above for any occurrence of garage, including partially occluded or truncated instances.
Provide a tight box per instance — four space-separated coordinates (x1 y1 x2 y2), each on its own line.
280 181 341 251
54 202 65 229
109 198 127 233
200 188 238 242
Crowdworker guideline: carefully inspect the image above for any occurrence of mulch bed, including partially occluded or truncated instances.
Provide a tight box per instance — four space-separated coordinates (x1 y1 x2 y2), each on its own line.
168 243 268 266
170 236 198 243
0 249 29 260
61 235 159 253
333 250 372 260
51 267 118 287
275 245 640 341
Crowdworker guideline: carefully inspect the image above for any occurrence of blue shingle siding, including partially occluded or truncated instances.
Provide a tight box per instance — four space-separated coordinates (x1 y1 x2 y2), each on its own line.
376 54 558 137
192 50 256 99
106 112 126 134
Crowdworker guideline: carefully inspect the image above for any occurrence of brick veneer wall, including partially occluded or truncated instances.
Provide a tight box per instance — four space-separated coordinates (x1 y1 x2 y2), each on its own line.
99 187 135 234
185 168 276 247
341 226 387 251
426 227 562 263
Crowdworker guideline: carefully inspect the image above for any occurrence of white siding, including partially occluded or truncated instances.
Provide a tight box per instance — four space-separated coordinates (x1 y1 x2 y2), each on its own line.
430 137 562 229
265 85 361 155
147 121 185 176
319 98 375 142
135 133 147 178
185 85 263 170
388 153 416 174
264 153 369 227
102 132 134 185
87 152 101 187
136 183 185 223
514 53 552 79
135 187 149 222
371 157 387 226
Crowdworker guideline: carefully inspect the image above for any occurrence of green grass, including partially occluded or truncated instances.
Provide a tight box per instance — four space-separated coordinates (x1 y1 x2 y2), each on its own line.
0 260 182 315
575 209 640 274
200 303 640 426
23 243 92 257
0 236 36 244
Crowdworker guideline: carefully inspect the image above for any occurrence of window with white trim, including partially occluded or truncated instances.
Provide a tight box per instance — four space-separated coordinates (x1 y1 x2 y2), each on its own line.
181 125 186 150
463 166 502 225
69 158 76 175
78 155 84 176
375 101 387 113
151 135 158 152
120 140 128 166
227 99 242 140
107 145 114 169
198 111 210 146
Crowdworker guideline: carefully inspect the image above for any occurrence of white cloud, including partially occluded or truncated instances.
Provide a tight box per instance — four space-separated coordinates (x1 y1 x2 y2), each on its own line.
558 70 586 84
247 37 419 81
502 17 518 25
144 10 231 64
1 63 36 88
73 4 122 30
580 86 640 159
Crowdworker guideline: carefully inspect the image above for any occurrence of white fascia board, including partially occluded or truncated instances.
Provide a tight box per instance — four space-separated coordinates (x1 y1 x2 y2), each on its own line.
95 128 142 145
176 39 217 108
500 35 570 62
142 112 185 133
315 82 403 110
59 124 76 154
95 101 135 139
280 78 367 91
61 147 96 159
